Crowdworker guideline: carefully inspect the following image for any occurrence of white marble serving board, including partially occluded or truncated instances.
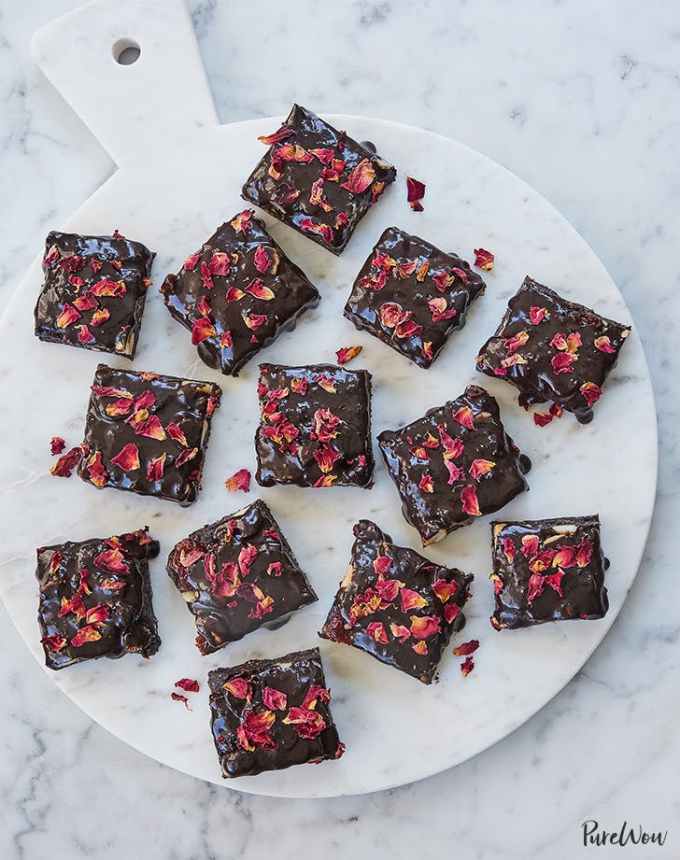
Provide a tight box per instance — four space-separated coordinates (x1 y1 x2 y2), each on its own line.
0 0 656 798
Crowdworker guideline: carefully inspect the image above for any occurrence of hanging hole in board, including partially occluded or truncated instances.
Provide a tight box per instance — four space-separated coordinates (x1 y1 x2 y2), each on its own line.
112 38 141 65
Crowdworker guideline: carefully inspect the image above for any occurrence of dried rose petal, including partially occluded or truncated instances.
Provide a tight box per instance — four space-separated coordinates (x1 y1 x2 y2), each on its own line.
445 460 464 485
146 453 167 482
283 707 326 740
340 158 376 194
390 622 411 642
246 279 275 301
400 588 428 612
70 624 102 648
501 537 515 562
262 687 288 711
395 318 423 339
225 468 251 493
183 252 200 271
336 345 363 365
243 311 268 330
453 639 479 657
230 210 253 233
85 450 108 488
208 251 231 277
460 656 475 677
505 330 529 354
224 677 253 701
366 621 389 644
90 308 110 328
594 335 615 353
375 578 401 603
410 615 441 640
529 305 549 325
191 317 216 345
473 248 495 271
276 143 313 163
93 547 128 573
56 304 81 328
469 458 495 479
258 125 295 146
315 375 337 394
109 442 140 472
42 634 67 653
175 678 200 693
521 534 540 557
432 578 458 603
379 301 408 329
406 176 426 212
89 278 126 297
72 294 97 312
373 555 392 576
171 692 191 710
544 570 565 597
226 286 245 302
552 546 576 568
50 436 66 456
527 572 545 603
412 640 428 656
238 544 258 576
167 422 188 446
460 484 481 516
85 603 110 625
49 446 83 478
298 217 334 244
452 406 475 430
313 444 341 474
444 603 461 624
580 382 601 407
419 472 434 493
551 352 576 374
301 685 330 711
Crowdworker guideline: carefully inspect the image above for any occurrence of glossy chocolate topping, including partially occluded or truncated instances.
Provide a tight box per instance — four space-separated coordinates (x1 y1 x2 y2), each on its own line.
161 210 320 376
37 528 160 671
476 276 631 423
242 104 396 255
378 385 531 545
319 520 472 684
208 647 343 778
255 362 374 488
490 514 609 629
77 364 222 506
345 226 486 368
34 230 155 358
166 500 317 655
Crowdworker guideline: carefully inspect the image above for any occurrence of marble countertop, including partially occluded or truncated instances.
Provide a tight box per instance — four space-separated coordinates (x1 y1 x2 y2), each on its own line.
1 1 678 857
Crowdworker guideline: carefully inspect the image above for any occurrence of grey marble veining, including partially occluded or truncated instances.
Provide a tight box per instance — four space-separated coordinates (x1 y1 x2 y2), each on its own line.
0 1 679 857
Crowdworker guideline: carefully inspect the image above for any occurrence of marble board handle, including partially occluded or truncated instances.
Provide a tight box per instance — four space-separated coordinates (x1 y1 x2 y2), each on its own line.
30 0 218 167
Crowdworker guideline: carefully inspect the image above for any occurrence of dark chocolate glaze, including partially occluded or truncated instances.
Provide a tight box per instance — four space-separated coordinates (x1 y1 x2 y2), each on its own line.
242 104 397 255
77 364 222 506
166 499 317 655
208 647 343 778
489 515 609 629
378 385 531 545
319 520 472 684
34 231 155 359
345 227 486 368
161 211 320 376
37 528 160 670
476 276 631 423
255 362 374 488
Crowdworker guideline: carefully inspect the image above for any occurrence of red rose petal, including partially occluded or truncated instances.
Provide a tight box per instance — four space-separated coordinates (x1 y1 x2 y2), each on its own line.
110 442 140 472
469 458 495 480
444 603 461 624
432 578 458 603
245 279 275 301
410 615 441 640
336 345 363 365
460 484 481 516
400 588 428 612
528 305 549 325
56 304 81 329
175 678 200 693
49 446 83 478
191 317 216 345
146 453 167 482
262 687 288 711
340 158 375 194
257 125 295 146
208 251 231 277
460 656 475 677
89 278 126 297
389 622 411 642
473 247 495 271
453 406 475 430
419 472 434 493
171 692 191 710
167 422 188 446
224 677 253 701
406 176 426 212
366 621 389 644
225 468 251 493
453 639 479 657
580 381 601 407
373 555 392 576
594 335 615 353
50 436 66 456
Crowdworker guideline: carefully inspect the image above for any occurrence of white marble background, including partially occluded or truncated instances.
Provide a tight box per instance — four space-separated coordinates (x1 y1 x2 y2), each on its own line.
0 1 678 857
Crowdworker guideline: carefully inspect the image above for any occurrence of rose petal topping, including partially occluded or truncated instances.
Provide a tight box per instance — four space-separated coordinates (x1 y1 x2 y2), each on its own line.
191 317 216 344
253 245 273 274
183 252 200 271
552 546 576 568
469 458 495 479
42 634 67 653
89 278 126 297
167 422 188 446
313 444 341 474
460 656 475 677
246 279 275 300
71 624 102 647
224 677 253 701
501 537 515 562
419 472 434 493
366 621 389 644
298 217 334 244
410 615 441 640
110 442 140 472
400 588 428 612
432 578 458 603
230 210 253 233
527 572 545 603
445 460 464 485
340 158 375 194
50 436 66 456
146 453 167 482
258 125 295 146
262 687 288 711
336 345 363 365
49 446 83 478
551 352 576 374
175 678 200 693
529 305 549 325
453 406 475 430
521 534 540 557
406 176 426 211
375 578 401 603
56 304 81 328
453 639 479 657
580 382 601 407
504 330 529 354
85 450 108 487
267 561 283 577
460 484 481 516
412 640 429 656
390 623 411 642
444 603 462 624
282 707 326 740
544 570 565 597
373 555 392 576
93 547 129 573
72 294 97 312
225 468 251 492
594 335 615 353
473 248 494 271
242 311 268 330
301 685 331 711
379 301 408 329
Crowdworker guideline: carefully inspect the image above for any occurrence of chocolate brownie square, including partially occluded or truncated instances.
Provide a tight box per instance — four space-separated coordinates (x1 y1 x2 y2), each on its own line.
161 210 320 375
344 227 486 368
490 515 609 629
320 520 472 684
378 385 530 545
34 230 154 358
242 104 396 254
166 500 317 655
37 527 160 670
476 277 631 424
77 364 221 506
208 647 344 778
255 362 373 488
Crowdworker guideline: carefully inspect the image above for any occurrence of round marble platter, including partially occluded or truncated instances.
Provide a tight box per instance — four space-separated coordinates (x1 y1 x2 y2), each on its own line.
0 111 657 797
